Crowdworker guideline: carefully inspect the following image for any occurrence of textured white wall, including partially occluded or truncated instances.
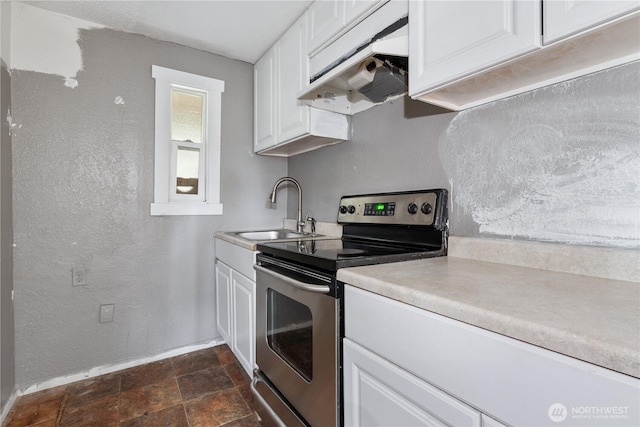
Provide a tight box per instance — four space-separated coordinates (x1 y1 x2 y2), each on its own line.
0 1 11 66
11 9 287 387
439 65 640 248
288 62 640 249
1 50 15 413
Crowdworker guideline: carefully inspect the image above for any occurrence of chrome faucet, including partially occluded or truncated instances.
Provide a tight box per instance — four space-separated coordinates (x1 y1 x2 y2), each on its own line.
269 177 305 233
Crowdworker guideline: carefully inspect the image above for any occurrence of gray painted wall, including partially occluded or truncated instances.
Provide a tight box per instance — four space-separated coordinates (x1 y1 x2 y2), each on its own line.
1 59 15 411
288 62 640 249
11 28 287 387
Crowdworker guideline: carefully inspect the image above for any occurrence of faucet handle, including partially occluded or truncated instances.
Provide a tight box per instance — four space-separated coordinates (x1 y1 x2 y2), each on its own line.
306 216 317 236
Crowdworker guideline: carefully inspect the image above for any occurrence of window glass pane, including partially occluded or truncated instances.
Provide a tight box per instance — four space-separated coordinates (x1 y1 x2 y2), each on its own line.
176 146 200 195
267 289 313 382
171 89 205 143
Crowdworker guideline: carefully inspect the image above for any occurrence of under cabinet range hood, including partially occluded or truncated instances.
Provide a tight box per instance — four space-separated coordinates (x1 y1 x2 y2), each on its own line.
349 56 407 103
298 1 409 115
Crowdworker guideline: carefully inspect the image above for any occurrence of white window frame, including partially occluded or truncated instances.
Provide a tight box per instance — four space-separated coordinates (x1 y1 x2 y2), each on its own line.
150 65 224 216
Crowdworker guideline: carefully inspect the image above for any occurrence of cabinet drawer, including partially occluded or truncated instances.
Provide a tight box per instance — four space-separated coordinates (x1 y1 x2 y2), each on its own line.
344 338 481 427
344 285 640 426
214 238 256 281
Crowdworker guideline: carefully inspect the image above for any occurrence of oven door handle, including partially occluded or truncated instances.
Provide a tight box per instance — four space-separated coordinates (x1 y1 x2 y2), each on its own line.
254 264 331 294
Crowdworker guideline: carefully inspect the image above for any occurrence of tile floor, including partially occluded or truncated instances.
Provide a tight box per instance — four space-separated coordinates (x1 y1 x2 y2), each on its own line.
2 345 260 427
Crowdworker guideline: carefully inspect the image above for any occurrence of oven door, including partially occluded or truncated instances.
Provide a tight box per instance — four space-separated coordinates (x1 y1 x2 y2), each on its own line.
254 256 339 427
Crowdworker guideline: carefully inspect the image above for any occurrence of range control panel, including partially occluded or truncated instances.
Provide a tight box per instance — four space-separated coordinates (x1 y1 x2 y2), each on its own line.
337 189 447 227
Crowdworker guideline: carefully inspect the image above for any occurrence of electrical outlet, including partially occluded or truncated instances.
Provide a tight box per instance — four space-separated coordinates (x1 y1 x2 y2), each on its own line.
99 304 114 323
72 267 86 286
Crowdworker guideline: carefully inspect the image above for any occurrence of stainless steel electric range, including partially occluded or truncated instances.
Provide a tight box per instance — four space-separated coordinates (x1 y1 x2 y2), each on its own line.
251 189 449 427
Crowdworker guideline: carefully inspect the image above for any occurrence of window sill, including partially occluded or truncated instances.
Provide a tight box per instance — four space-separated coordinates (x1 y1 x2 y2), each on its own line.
150 202 223 216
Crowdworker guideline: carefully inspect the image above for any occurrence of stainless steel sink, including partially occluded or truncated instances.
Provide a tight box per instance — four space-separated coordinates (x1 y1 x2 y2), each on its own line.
234 229 314 241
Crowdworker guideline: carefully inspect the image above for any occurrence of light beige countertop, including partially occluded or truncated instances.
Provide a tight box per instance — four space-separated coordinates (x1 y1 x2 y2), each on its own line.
214 231 262 251
337 255 640 378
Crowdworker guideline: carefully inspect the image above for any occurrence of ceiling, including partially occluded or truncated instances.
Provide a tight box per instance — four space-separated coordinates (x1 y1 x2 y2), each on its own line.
23 0 313 64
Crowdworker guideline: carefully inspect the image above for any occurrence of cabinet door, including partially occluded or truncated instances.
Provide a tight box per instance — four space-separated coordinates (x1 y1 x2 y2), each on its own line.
409 0 541 95
276 13 310 144
231 271 255 377
482 414 510 427
345 286 640 427
344 0 385 24
344 339 481 427
215 261 232 344
543 0 640 44
254 47 276 152
307 0 346 54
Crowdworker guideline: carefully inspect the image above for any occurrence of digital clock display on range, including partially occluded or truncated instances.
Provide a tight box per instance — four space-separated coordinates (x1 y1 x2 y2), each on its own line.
364 202 395 216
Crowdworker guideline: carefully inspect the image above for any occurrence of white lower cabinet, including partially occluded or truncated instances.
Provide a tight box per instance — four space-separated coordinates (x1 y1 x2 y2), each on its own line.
230 269 255 377
215 259 255 377
343 338 481 427
215 261 232 344
344 285 640 427
482 414 509 427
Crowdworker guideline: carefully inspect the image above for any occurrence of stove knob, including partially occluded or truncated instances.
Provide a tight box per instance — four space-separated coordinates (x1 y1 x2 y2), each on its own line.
348 205 356 214
421 203 433 215
407 202 418 214
339 205 348 214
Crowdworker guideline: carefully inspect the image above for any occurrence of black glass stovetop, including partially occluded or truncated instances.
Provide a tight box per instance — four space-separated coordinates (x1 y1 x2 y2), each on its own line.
257 237 445 273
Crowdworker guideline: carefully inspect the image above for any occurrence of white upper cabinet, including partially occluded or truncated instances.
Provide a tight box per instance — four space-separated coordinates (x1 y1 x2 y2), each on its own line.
409 0 541 96
276 14 310 144
307 0 387 55
544 0 640 44
254 48 276 152
345 0 384 24
308 0 346 54
409 0 640 111
254 11 350 157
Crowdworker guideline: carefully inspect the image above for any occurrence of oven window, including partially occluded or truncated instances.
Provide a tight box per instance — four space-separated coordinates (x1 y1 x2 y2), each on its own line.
267 289 313 382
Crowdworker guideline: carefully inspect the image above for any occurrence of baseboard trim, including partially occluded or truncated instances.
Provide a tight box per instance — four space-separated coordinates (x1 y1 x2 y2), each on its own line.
0 388 20 424
19 337 226 397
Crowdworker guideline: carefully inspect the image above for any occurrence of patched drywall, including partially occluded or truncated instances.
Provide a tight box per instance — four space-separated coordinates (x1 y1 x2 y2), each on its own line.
10 2 103 86
11 22 287 387
439 64 640 248
288 62 640 249
1 1 11 68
